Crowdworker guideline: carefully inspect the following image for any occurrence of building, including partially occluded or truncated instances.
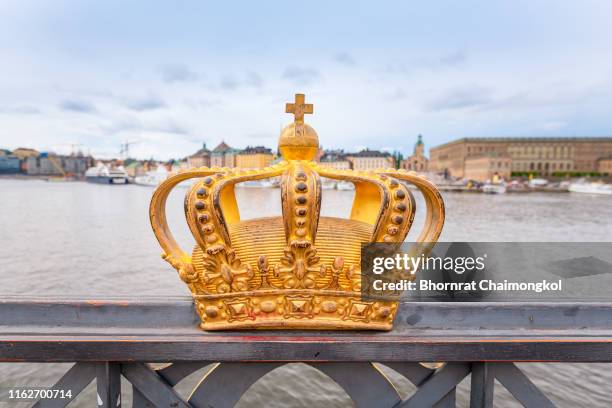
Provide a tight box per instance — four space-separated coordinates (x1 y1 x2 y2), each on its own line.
464 155 512 182
125 162 140 177
429 137 612 178
598 158 612 175
210 141 238 168
11 147 40 172
318 150 351 169
165 159 189 173
187 143 211 168
401 134 429 172
11 147 39 160
26 153 91 176
347 149 395 171
235 146 274 169
0 155 20 174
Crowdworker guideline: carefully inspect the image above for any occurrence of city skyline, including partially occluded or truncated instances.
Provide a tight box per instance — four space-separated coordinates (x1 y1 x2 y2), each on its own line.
2 1 612 160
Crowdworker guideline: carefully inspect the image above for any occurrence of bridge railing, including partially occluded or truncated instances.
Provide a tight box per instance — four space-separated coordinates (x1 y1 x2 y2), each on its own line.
2 297 611 407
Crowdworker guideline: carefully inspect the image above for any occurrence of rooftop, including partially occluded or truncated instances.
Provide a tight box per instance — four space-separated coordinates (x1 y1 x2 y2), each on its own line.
241 146 273 154
212 141 233 153
349 149 391 158
190 142 211 157
432 137 612 150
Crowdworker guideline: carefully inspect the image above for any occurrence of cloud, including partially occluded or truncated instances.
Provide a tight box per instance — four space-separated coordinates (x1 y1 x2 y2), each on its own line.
99 115 188 135
245 71 263 87
159 63 199 83
435 51 468 68
333 52 356 66
282 66 321 85
59 99 96 113
425 85 494 111
384 50 468 75
219 71 264 90
220 75 239 90
0 105 41 114
150 119 189 135
384 88 408 101
123 94 166 111
538 121 568 131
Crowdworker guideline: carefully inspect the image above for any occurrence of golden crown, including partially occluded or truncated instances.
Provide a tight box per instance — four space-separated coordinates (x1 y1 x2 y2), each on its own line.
150 94 445 330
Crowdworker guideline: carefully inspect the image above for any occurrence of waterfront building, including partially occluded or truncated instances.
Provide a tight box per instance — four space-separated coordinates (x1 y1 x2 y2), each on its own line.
429 137 612 178
0 155 20 174
464 154 512 182
11 147 39 160
125 161 150 178
347 149 395 171
187 142 211 168
166 159 189 173
400 134 429 172
598 158 612 175
318 150 351 169
210 141 238 168
26 153 92 176
11 147 40 172
235 146 274 169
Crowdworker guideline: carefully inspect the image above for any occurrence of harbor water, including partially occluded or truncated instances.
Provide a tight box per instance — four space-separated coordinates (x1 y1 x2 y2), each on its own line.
1 178 612 407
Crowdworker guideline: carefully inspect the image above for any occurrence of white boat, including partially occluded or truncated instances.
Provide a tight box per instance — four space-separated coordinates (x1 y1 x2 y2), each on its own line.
133 166 169 187
568 182 612 195
85 164 128 184
236 180 273 188
321 179 337 190
529 178 549 187
336 181 355 191
482 183 507 194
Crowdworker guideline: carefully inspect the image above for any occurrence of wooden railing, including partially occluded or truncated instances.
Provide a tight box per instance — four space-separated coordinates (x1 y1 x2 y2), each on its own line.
2 297 612 407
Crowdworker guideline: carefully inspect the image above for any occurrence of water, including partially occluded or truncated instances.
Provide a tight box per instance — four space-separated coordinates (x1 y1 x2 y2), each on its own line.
1 178 612 406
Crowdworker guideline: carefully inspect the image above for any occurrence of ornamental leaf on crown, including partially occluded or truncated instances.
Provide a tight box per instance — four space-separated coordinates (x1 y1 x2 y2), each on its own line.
150 93 445 330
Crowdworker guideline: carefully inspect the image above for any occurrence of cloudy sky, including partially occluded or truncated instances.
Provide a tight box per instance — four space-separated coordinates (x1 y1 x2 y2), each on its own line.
1 0 612 159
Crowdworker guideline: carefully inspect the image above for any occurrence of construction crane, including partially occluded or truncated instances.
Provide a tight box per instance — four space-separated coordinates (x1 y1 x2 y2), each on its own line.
51 143 84 156
120 140 142 159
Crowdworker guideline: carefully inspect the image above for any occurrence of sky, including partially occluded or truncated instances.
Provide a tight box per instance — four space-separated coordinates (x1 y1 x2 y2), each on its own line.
1 0 612 160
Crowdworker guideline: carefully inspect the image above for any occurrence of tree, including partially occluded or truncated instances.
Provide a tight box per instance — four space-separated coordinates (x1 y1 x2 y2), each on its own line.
392 151 404 169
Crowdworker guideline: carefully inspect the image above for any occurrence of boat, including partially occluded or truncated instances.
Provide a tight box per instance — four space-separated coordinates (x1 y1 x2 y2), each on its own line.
529 178 549 187
568 182 612 195
133 166 169 187
336 181 355 191
85 163 128 184
482 183 507 194
235 180 274 188
506 180 529 193
321 178 337 190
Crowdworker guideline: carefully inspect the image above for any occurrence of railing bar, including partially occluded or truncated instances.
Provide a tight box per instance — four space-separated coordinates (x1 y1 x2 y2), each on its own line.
122 363 191 408
494 363 555 408
434 388 456 408
396 363 470 408
470 362 494 408
188 362 283 408
383 362 435 386
96 362 122 408
32 362 96 408
310 363 401 407
158 362 213 386
132 388 156 408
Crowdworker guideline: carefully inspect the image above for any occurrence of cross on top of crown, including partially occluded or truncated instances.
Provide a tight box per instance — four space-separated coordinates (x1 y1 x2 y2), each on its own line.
285 93 313 124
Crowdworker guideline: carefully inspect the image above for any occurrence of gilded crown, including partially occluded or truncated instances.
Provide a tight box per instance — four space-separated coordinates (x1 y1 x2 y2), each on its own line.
150 94 445 330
